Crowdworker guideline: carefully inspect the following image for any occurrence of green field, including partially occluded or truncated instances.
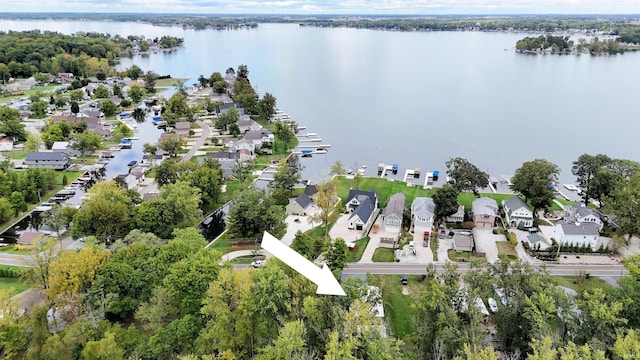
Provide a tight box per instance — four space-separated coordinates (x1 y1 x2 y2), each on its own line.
368 274 419 339
0 278 31 295
372 247 396 262
0 84 59 104
553 275 614 294
156 77 187 87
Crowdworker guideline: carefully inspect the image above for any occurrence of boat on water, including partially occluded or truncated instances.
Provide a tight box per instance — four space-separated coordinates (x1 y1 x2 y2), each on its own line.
127 160 138 167
34 203 55 212
315 149 328 154
77 175 92 182
306 133 318 137
392 164 398 174
301 149 313 157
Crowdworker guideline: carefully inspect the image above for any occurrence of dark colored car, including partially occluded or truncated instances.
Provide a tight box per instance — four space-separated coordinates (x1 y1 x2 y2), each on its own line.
400 275 408 285
447 231 455 239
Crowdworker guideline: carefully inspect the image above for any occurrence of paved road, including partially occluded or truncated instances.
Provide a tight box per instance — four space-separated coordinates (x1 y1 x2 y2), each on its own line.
139 119 211 196
343 262 628 279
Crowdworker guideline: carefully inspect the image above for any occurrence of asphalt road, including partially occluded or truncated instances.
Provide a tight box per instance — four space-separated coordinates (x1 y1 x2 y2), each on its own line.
343 262 628 279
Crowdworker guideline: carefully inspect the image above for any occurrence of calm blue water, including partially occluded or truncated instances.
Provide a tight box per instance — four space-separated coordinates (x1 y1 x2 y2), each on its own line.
2 20 640 185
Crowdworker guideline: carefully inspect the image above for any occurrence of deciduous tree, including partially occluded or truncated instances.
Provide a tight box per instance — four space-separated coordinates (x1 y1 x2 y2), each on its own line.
433 183 461 222
309 182 339 236
226 188 286 239
607 173 640 242
446 157 489 195
510 159 559 213
70 131 102 162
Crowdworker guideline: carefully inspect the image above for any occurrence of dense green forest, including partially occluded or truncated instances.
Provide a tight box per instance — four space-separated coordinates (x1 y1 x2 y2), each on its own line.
0 30 183 78
515 35 628 54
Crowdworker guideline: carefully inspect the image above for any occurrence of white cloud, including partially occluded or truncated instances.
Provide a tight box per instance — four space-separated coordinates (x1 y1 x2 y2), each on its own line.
1 0 640 14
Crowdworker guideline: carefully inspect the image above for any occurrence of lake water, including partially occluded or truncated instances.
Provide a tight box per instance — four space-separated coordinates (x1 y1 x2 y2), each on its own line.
3 20 640 185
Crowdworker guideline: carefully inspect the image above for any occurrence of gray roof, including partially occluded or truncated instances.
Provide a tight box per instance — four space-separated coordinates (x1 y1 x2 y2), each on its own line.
504 196 531 214
294 193 313 210
175 121 190 130
25 152 68 162
558 221 600 236
527 233 548 245
566 203 597 219
304 184 318 196
244 130 272 140
472 197 498 216
206 151 239 160
347 189 377 206
350 196 376 224
412 197 435 218
383 192 405 218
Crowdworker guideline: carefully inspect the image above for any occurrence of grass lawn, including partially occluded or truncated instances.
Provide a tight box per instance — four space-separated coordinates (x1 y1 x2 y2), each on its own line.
3 148 30 160
367 274 420 339
372 247 396 262
156 77 187 87
209 234 258 256
430 232 439 261
496 241 518 261
347 237 369 262
332 176 436 208
0 84 58 104
0 278 31 295
457 192 513 211
0 245 32 255
553 275 614 294
448 249 486 263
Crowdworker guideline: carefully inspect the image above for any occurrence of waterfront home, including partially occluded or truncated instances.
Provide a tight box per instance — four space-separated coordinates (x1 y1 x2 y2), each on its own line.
231 139 256 161
446 204 466 223
238 117 262 133
286 193 314 216
553 220 600 251
51 141 81 157
382 192 405 233
411 197 435 233
205 151 241 178
23 152 70 170
502 196 533 229
114 173 139 190
216 102 245 117
472 197 499 229
0 137 13 151
174 121 191 138
244 129 274 148
346 189 378 231
563 203 604 231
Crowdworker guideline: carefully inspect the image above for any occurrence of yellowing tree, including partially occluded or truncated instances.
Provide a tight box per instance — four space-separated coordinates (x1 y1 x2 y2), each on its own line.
46 247 109 304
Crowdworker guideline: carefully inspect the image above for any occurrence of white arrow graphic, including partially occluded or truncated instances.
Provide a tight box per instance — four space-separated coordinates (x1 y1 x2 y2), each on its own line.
261 231 346 296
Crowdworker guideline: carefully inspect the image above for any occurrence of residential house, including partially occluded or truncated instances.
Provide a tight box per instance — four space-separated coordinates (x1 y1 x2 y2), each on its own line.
472 197 499 228
57 73 74 83
526 233 551 251
453 231 474 252
345 189 378 231
0 137 13 152
205 151 240 178
114 173 139 190
23 152 70 170
446 204 465 223
174 121 191 138
411 197 435 232
142 153 164 166
216 102 245 117
553 221 600 251
231 139 256 161
502 196 534 229
18 231 44 246
244 129 274 148
286 193 314 216
238 117 263 133
3 77 36 92
51 142 81 157
564 203 604 231
382 192 405 233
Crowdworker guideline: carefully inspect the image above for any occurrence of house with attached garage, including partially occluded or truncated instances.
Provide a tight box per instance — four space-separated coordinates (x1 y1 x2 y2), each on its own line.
286 193 314 216
382 192 405 233
411 197 435 233
553 220 600 251
563 203 603 231
502 196 534 229
23 152 70 170
472 197 499 228
346 189 378 231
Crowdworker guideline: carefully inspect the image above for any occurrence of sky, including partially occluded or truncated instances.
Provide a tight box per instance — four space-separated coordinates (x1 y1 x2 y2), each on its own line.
1 0 640 15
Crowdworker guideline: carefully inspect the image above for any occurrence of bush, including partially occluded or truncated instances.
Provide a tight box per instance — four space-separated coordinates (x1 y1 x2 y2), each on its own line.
120 99 132 107
507 232 518 246
0 267 20 278
14 244 33 252
461 221 474 230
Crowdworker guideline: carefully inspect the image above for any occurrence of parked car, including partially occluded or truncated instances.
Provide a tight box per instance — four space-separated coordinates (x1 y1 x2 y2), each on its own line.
400 275 408 285
447 231 455 239
439 230 447 239
251 260 267 268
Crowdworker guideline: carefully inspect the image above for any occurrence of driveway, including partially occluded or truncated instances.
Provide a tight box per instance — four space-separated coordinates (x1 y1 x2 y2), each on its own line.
437 238 453 263
472 228 500 263
329 214 366 243
281 207 321 246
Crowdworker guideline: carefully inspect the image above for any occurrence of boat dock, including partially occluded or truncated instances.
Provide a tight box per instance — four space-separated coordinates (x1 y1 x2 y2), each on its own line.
378 163 397 178
423 172 434 189
296 143 331 149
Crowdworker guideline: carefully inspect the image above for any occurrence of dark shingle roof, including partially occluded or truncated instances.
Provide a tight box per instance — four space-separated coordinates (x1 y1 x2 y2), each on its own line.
350 196 376 224
559 221 599 236
295 193 313 210
206 151 239 160
304 184 318 196
25 152 68 162
504 196 531 214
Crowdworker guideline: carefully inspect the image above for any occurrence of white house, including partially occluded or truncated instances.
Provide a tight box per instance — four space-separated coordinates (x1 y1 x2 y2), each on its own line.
446 204 465 223
411 197 435 232
382 192 405 233
502 196 534 229
553 221 600 251
51 142 81 157
345 189 378 231
564 203 604 231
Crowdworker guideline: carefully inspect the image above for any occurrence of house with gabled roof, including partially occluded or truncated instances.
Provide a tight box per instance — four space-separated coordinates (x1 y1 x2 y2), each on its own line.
231 139 256 161
411 197 435 232
216 102 245 117
446 204 465 223
553 220 600 251
502 196 533 229
238 117 262 134
382 192 405 233
244 129 274 148
23 152 70 170
472 197 499 228
346 189 378 231
564 203 603 231
174 121 191 138
286 193 314 216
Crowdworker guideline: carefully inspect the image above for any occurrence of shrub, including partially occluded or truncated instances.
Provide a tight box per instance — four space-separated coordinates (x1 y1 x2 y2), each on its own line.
461 221 474 229
0 267 20 278
507 232 517 246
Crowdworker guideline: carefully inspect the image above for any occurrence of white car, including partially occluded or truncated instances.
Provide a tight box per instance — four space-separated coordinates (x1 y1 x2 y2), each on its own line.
251 260 267 268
